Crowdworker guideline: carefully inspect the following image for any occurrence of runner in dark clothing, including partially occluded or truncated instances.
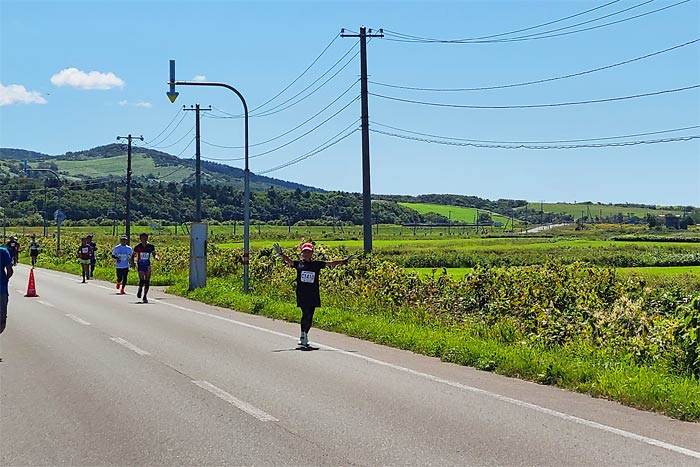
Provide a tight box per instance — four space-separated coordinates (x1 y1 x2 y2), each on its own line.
77 237 94 283
6 237 19 266
87 234 97 278
275 242 357 347
28 235 40 268
132 233 156 303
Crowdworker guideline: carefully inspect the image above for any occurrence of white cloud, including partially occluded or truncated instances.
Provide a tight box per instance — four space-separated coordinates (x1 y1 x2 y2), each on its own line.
193 75 207 82
119 100 153 108
50 67 125 90
0 82 47 105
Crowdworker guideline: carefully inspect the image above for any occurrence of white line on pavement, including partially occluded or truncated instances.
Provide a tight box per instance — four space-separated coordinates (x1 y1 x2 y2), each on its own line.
192 380 278 422
110 337 151 356
37 300 56 308
65 314 91 326
37 267 700 460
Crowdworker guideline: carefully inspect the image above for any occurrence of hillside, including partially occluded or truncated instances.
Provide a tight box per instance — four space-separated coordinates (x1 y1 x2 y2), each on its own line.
0 144 322 193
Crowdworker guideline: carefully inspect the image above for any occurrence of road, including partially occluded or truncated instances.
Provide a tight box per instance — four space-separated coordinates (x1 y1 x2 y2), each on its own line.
1 265 698 466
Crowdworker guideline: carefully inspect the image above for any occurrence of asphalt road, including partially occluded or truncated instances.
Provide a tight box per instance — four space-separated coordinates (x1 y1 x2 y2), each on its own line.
1 265 698 466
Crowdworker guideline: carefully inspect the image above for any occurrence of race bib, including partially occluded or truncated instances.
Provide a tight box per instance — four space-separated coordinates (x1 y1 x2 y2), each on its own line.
300 270 316 284
139 252 151 261
118 254 129 262
81 247 89 253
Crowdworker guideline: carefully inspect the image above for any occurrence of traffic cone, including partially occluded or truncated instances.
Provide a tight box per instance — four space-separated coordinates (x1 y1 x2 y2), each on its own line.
25 269 38 297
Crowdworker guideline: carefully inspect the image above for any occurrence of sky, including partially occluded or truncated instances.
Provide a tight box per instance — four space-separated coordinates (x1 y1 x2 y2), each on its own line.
1 0 698 206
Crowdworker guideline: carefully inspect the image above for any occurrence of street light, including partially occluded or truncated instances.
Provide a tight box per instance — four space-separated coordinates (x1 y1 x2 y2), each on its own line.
167 60 251 293
24 166 63 255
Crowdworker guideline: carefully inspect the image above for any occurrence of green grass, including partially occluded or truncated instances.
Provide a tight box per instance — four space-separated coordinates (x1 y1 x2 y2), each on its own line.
528 202 684 218
400 202 515 226
35 155 194 182
408 266 700 280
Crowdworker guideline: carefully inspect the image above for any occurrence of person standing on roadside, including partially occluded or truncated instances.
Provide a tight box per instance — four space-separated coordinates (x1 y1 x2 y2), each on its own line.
274 242 357 347
77 237 93 283
132 233 156 303
87 234 97 278
111 235 133 295
1 244 14 334
28 235 40 268
6 236 19 266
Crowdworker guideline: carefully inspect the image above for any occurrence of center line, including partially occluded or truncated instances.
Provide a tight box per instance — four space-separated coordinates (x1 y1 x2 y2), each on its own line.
192 380 278 422
65 314 91 325
110 337 151 356
37 300 56 308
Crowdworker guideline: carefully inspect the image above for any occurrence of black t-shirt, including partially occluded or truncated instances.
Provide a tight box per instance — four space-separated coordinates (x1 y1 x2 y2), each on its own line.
293 260 326 308
29 241 40 255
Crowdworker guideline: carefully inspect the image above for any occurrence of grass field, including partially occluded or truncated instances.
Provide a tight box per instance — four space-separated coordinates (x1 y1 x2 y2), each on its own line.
399 202 515 226
32 155 194 182
526 202 684 218
408 266 700 280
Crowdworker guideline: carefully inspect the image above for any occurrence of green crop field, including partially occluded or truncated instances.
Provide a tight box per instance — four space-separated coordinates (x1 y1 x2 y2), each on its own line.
525 202 684 218
399 202 515 226
33 154 194 182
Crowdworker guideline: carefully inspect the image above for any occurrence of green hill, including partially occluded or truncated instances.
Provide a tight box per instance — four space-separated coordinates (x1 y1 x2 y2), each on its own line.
399 202 514 226
1 144 322 193
526 202 686 219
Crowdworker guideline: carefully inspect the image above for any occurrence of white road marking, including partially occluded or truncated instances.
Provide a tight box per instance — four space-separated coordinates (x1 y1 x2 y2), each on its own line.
192 380 278 422
65 314 91 326
37 300 55 308
35 267 700 460
110 337 150 356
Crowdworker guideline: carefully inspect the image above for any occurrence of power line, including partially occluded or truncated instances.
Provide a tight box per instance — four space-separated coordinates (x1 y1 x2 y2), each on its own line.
383 0 691 44
372 121 700 144
369 38 699 92
257 120 361 175
370 84 700 109
146 125 195 150
382 0 624 42
212 42 359 119
142 112 188 148
248 33 340 113
142 107 185 146
371 127 699 149
201 94 359 159
203 79 359 149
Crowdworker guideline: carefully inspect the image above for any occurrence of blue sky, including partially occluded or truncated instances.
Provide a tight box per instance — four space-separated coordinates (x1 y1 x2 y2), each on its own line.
1 0 698 206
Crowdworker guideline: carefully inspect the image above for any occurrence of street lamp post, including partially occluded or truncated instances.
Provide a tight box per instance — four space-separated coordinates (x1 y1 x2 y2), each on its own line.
25 167 62 255
167 60 251 293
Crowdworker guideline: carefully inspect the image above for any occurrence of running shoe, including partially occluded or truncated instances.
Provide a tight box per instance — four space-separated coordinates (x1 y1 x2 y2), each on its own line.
116 282 121 289
120 288 126 295
137 288 142 298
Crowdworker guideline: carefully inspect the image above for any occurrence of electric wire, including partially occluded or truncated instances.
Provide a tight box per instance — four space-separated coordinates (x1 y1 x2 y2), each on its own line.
146 125 195 150
142 112 188 148
372 121 700 144
383 0 691 44
248 33 340 113
142 107 185 146
256 119 361 174
202 79 359 149
201 94 360 160
369 38 699 92
371 128 700 149
212 42 359 119
370 84 700 109
381 0 624 42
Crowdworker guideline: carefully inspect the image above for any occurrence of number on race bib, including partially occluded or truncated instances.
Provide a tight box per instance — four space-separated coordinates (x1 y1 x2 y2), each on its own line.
300 270 316 283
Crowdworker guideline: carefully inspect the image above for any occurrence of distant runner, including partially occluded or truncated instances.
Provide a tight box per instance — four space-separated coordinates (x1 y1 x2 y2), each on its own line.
111 235 133 295
6 236 19 266
77 237 94 283
87 234 97 278
0 245 14 334
132 233 156 303
28 235 40 268
274 242 357 347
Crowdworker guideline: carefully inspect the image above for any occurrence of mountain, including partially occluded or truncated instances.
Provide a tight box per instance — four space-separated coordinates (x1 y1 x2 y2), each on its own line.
0 144 323 193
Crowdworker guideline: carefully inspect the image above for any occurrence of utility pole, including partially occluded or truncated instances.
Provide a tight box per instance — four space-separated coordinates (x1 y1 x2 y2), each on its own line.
341 26 383 254
116 134 144 241
183 104 211 222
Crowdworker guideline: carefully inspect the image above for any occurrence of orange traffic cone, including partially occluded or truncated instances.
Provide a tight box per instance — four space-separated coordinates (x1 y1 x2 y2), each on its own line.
25 269 38 297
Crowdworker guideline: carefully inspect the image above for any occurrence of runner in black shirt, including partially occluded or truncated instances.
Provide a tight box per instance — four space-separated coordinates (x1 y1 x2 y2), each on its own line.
131 233 156 303
275 242 357 347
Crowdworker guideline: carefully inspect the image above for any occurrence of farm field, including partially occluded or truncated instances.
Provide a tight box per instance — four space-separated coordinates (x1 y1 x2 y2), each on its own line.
407 266 700 280
527 202 684 218
399 202 515 226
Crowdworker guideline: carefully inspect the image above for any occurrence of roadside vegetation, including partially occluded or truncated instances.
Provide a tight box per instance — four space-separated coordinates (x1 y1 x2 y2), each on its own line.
9 224 700 421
